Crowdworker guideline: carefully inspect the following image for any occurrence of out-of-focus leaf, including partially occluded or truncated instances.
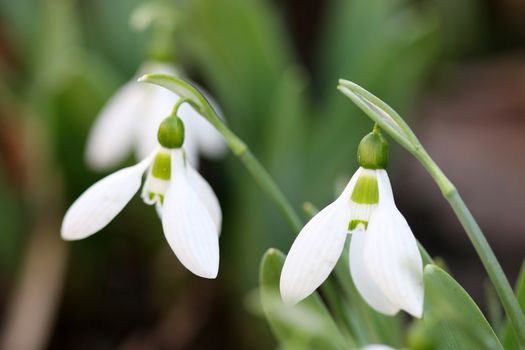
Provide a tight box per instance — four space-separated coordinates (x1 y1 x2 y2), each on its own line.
259 248 348 350
82 0 145 74
0 172 23 272
485 281 503 334
501 260 525 350
181 0 294 140
335 245 403 348
308 0 442 204
423 264 503 350
178 0 308 290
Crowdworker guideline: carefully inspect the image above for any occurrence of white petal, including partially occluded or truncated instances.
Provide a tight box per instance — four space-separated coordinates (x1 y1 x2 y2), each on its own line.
85 82 143 170
161 150 219 278
178 111 201 167
155 203 163 219
279 169 362 305
135 87 177 159
134 62 179 159
350 228 400 315
363 171 424 317
280 200 349 305
187 166 222 233
61 153 155 240
180 103 226 159
184 78 227 158
376 169 394 203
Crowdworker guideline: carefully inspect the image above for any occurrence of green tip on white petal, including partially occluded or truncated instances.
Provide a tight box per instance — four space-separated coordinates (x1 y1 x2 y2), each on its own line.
351 171 379 205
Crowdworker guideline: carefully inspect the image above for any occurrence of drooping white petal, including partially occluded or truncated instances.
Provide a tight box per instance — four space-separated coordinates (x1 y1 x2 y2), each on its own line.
133 61 179 160
177 110 201 167
280 169 362 305
350 227 400 315
187 165 222 233
61 153 155 240
362 170 424 318
85 82 143 170
177 102 226 166
187 105 227 159
161 150 219 278
280 205 348 305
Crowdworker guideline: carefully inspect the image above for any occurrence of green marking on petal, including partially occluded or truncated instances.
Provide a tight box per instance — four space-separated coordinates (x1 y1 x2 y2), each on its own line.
151 151 171 180
147 192 164 204
351 174 379 204
349 220 368 231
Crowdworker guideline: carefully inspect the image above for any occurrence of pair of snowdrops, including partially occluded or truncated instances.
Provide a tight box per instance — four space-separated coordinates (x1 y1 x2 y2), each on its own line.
62 62 423 325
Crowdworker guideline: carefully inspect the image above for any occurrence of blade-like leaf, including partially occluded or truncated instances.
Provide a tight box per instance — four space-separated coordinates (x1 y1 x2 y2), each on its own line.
259 248 348 350
423 265 504 350
501 260 525 350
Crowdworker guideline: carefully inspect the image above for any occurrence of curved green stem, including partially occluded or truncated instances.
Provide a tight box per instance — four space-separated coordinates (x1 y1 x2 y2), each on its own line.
418 150 525 348
139 74 302 230
236 149 302 231
338 78 525 348
139 74 365 344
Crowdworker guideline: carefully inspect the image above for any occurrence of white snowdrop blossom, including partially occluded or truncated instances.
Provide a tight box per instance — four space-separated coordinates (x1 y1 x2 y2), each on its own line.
280 131 424 318
85 60 226 170
63 115 222 278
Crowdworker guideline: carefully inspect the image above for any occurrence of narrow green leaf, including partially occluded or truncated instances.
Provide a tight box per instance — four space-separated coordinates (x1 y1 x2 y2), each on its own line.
501 260 525 350
423 265 504 350
259 248 348 349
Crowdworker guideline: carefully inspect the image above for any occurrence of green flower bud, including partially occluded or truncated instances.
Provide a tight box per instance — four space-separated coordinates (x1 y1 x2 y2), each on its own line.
157 116 184 149
357 129 389 169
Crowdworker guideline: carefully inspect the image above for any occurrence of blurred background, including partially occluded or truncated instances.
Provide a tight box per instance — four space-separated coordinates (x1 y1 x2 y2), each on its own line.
0 0 524 348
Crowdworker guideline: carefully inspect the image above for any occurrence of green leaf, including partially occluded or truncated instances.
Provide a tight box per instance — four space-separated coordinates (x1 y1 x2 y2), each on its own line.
422 265 504 350
501 260 525 350
259 248 348 350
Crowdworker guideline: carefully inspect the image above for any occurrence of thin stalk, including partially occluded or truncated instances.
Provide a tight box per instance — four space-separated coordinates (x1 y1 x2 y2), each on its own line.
237 149 302 232
322 277 358 347
417 150 525 347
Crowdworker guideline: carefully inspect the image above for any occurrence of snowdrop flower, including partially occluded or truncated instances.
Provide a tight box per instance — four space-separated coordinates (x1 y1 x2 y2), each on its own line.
85 60 226 171
63 115 221 278
280 129 424 317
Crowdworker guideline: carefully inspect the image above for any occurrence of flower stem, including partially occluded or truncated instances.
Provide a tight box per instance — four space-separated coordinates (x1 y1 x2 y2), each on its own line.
237 149 302 232
417 149 525 347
